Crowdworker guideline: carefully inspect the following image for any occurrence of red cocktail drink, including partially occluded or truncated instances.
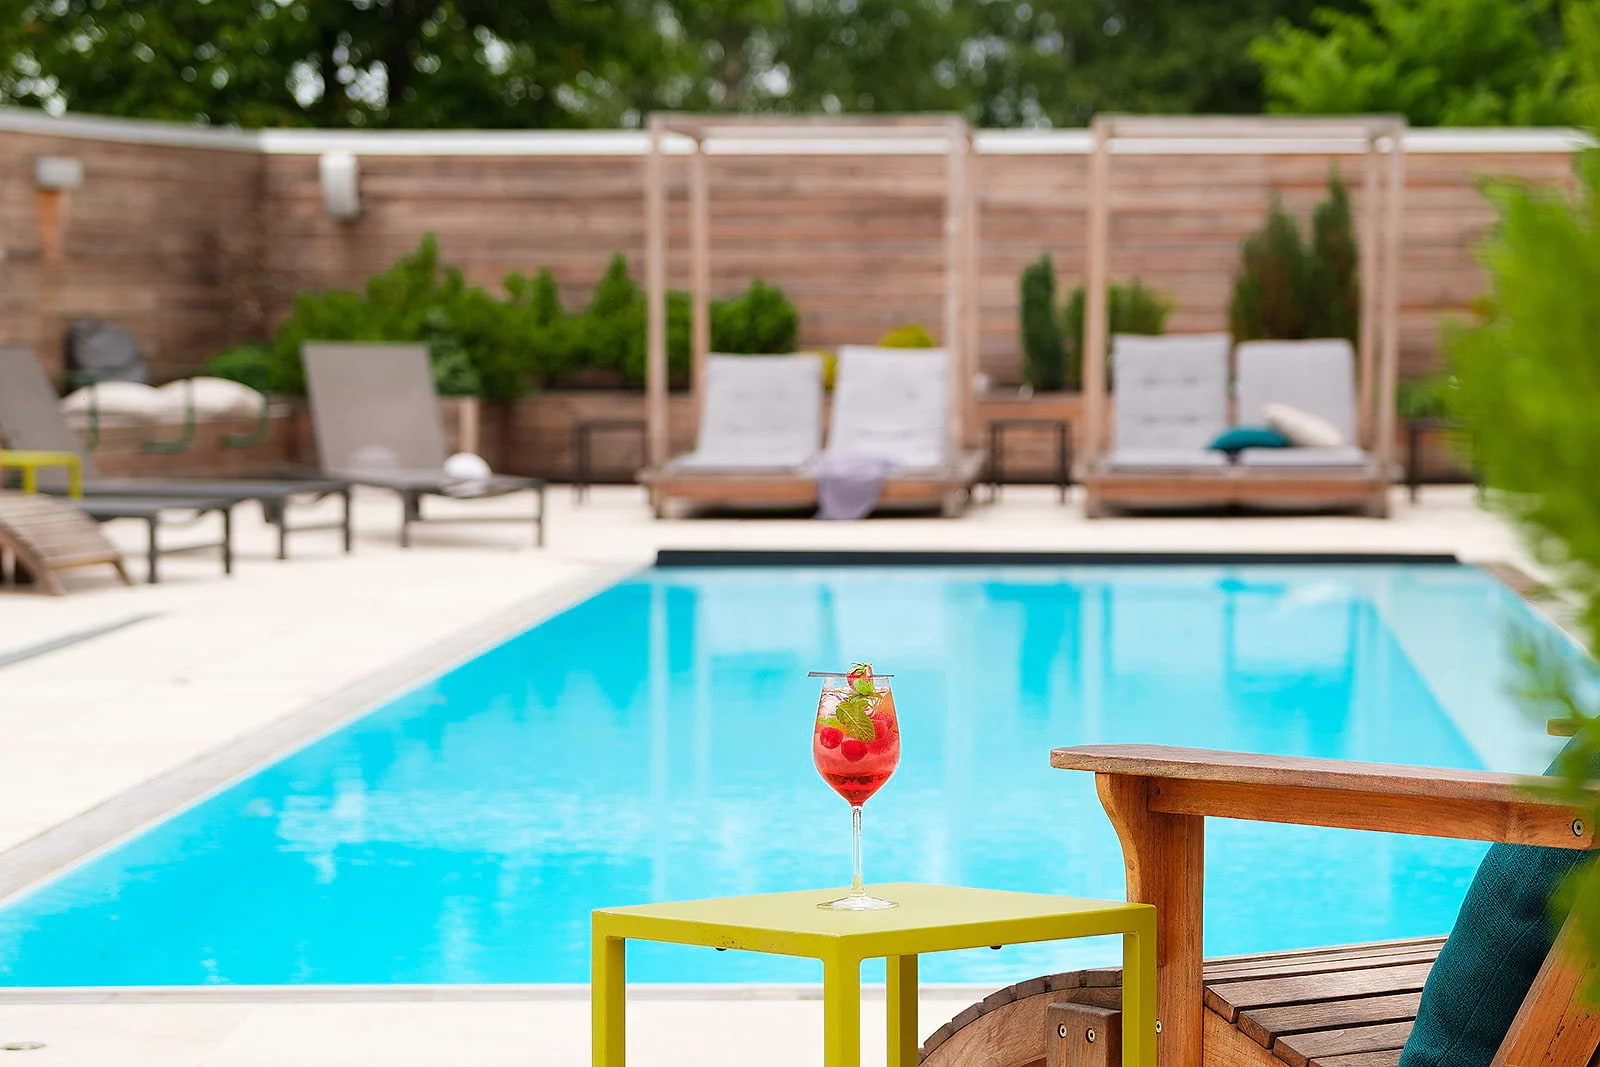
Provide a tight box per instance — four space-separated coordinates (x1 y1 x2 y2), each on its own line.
810 664 900 910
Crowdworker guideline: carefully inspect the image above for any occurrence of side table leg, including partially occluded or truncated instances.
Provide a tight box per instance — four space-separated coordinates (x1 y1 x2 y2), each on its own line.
1122 917 1158 1067
822 954 861 1067
592 932 626 1067
886 954 918 1067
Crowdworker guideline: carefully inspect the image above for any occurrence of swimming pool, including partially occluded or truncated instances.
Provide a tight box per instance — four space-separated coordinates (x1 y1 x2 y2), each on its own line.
0 563 1561 986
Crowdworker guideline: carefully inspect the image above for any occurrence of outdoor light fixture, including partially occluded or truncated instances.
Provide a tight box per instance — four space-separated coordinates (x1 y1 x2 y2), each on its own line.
33 156 82 190
319 151 361 220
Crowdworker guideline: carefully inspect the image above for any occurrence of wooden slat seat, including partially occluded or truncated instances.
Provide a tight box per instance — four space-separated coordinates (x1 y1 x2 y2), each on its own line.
0 490 132 594
921 937 1443 1067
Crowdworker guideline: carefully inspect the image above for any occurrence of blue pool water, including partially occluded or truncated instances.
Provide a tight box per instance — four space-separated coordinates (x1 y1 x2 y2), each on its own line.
0 564 1563 986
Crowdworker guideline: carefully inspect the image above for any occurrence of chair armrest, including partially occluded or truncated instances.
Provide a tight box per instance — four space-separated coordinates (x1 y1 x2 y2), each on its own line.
1052 744 1594 849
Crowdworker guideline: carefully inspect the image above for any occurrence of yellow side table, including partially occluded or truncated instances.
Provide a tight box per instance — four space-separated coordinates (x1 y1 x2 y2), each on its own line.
0 450 83 498
592 882 1156 1067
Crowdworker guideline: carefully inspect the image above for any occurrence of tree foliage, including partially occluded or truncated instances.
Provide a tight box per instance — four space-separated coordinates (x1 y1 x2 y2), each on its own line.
1448 0 1600 998
0 0 1360 129
1253 0 1580 125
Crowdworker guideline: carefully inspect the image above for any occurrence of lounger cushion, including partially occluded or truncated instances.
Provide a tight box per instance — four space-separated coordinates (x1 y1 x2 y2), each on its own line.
1104 448 1230 470
826 345 949 469
1399 741 1598 1067
1208 426 1289 454
1111 334 1231 453
1236 446 1371 467
1236 339 1359 442
677 353 823 470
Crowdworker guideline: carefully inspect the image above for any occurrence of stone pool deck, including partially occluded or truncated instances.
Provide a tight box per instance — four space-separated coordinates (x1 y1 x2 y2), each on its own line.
0 484 1535 1065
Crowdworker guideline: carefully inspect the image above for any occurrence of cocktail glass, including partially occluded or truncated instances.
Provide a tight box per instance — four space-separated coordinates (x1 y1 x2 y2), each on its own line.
810 665 900 911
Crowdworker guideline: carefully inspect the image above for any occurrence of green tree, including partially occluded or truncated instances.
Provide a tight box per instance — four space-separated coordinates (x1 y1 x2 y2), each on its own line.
1448 0 1600 997
0 0 1364 129
1252 0 1579 125
0 0 687 128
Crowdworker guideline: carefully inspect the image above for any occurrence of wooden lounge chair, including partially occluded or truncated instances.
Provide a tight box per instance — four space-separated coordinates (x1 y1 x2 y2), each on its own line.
639 353 824 517
923 745 1600 1067
301 342 546 547
0 490 131 594
0 345 351 559
1082 340 1394 518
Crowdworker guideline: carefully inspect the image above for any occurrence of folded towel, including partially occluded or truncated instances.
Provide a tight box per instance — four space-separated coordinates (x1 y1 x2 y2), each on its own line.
814 452 897 520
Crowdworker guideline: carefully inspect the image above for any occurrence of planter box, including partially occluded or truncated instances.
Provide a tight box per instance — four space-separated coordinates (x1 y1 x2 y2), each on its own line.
77 408 303 479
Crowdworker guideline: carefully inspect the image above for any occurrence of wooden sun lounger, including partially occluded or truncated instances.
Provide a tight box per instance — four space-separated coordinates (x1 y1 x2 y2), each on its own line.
0 491 131 594
641 452 987 518
1082 464 1391 519
924 935 1445 1067
924 745 1600 1067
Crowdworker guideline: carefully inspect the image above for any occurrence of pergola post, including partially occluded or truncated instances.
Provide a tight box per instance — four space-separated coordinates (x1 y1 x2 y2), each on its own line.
689 141 711 428
644 115 669 470
1357 134 1381 446
944 117 969 465
961 122 981 450
1374 120 1406 471
1081 115 1112 472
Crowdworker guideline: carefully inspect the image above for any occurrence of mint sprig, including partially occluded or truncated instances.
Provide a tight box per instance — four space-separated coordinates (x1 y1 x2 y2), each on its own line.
835 697 876 742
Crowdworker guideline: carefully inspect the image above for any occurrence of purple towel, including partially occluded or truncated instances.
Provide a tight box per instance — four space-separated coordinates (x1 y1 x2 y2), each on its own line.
814 452 896 520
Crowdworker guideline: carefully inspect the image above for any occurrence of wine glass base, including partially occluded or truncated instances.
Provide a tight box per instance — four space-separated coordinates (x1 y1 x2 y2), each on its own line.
816 893 898 911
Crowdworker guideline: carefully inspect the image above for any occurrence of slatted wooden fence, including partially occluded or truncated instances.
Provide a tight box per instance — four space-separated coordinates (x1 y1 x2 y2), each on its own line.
0 114 1580 386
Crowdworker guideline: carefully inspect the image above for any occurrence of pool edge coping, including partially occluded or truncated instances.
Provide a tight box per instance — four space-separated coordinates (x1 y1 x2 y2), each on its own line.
0 982 1002 1004
0 560 643 912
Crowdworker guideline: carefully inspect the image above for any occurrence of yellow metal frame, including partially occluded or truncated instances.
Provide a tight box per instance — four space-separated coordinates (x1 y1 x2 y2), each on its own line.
0 450 83 498
591 882 1157 1067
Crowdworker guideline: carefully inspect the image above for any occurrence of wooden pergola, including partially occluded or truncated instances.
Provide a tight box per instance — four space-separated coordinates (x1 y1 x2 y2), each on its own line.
641 113 980 472
1079 114 1408 516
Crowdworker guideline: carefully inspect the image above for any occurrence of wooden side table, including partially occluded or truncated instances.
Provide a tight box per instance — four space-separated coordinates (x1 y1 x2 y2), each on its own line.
0 450 83 497
572 418 648 502
592 882 1156 1067
987 417 1073 504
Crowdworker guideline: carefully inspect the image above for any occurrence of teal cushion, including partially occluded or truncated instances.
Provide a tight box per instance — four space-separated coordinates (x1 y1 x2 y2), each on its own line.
1399 743 1596 1067
1208 426 1290 453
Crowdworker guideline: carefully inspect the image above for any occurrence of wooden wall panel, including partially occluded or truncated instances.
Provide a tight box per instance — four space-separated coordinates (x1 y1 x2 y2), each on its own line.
0 133 262 382
0 127 1579 388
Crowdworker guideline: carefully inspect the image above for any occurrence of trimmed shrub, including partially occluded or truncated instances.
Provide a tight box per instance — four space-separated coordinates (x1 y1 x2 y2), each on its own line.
1229 175 1359 343
1020 254 1066 391
204 343 275 393
1062 280 1173 389
241 239 800 397
713 278 799 354
877 324 937 347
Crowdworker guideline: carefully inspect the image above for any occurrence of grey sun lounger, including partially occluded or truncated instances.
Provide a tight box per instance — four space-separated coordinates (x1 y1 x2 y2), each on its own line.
1233 339 1376 469
639 353 825 516
1100 333 1232 471
301 342 546 547
73 495 235 583
820 344 985 517
1082 335 1391 516
0 345 351 560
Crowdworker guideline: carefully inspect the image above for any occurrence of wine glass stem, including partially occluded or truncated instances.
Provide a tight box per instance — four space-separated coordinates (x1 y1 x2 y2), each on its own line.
850 804 864 897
